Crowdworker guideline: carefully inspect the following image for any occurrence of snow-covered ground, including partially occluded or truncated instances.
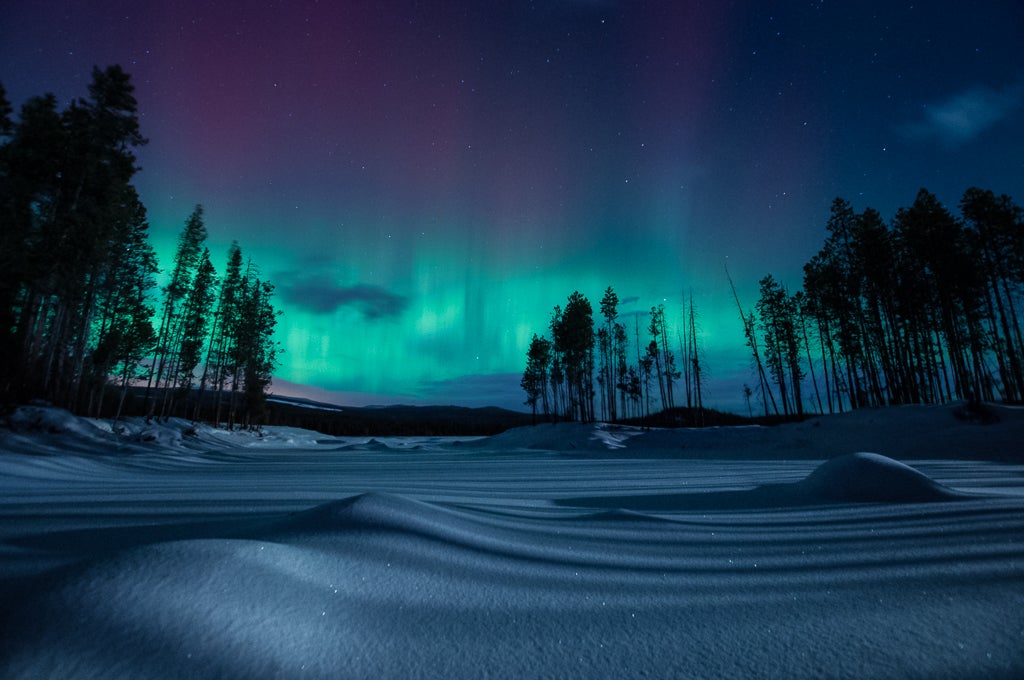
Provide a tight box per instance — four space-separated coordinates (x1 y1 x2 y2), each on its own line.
1 403 1023 678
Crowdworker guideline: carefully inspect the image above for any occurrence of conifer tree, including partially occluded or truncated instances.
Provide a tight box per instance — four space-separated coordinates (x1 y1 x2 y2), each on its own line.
0 67 149 409
960 187 1024 402
235 276 280 428
174 248 217 401
551 291 595 422
599 287 619 421
200 242 244 423
86 187 158 417
757 274 804 416
149 205 207 415
521 334 552 421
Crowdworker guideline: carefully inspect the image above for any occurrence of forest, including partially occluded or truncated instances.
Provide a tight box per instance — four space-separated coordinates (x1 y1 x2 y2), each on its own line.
524 188 1024 423
0 66 280 427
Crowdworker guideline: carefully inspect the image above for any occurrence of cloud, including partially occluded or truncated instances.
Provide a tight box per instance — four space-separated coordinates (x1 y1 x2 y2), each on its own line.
902 83 1023 146
279 277 409 319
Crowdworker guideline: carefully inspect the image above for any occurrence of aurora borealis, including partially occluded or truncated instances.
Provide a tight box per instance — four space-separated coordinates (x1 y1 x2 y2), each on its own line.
3 1 1023 411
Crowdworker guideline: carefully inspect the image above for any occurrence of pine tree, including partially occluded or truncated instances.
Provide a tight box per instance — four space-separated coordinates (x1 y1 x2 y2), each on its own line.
149 205 207 416
86 187 158 417
0 67 148 408
235 276 280 428
173 248 217 405
200 242 245 424
960 187 1024 403
521 334 552 422
599 287 619 421
757 275 794 416
551 291 594 422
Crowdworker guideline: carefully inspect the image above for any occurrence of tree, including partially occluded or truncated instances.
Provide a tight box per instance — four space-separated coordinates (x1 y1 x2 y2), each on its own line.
173 248 217 406
0 67 282 425
756 274 804 416
681 292 707 422
796 187 1023 410
646 307 665 409
521 334 552 422
892 189 984 402
85 187 158 418
235 276 280 428
148 205 207 416
0 67 149 409
727 264 777 416
599 287 620 421
200 242 245 423
960 187 1024 402
551 291 595 422
613 321 630 418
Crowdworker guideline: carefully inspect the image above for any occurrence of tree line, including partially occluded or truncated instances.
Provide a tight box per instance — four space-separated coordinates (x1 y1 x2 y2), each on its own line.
524 186 1024 422
0 66 279 426
521 287 707 423
743 188 1024 417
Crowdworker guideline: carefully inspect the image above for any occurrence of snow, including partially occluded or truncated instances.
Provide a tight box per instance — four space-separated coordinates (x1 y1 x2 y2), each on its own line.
1 403 1023 678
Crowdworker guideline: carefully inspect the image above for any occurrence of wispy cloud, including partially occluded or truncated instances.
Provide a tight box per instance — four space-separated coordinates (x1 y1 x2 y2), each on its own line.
902 83 1022 146
279 276 409 320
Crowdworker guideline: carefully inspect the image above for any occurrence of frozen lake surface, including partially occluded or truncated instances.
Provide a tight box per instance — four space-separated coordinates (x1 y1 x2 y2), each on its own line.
1 404 1023 678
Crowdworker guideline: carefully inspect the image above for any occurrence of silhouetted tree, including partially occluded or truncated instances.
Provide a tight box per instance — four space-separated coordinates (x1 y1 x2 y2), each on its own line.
200 242 244 423
599 286 619 421
0 67 281 425
173 248 217 407
148 205 207 417
551 291 595 422
85 187 158 417
521 334 552 421
727 264 777 416
960 187 1024 402
0 66 151 409
795 187 1022 410
235 275 280 428
756 274 803 416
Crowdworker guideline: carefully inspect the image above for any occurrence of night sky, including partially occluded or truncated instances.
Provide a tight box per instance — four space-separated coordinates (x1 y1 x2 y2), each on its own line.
3 1 1023 411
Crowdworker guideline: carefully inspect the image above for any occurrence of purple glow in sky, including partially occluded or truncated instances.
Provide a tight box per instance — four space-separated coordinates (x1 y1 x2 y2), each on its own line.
3 1 1022 410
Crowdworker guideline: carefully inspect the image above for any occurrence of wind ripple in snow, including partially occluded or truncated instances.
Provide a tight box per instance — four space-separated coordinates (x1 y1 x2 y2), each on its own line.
2 405 1024 678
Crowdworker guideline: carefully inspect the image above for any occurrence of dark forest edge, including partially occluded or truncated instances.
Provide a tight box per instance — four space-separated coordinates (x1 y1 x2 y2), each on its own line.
524 188 1024 423
0 67 280 429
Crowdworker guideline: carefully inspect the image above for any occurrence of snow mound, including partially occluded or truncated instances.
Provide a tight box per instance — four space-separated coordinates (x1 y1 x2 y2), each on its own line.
283 492 446 533
799 452 965 503
562 452 974 512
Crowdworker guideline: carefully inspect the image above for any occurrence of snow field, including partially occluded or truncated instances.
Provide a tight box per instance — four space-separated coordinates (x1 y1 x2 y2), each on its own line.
1 403 1023 678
